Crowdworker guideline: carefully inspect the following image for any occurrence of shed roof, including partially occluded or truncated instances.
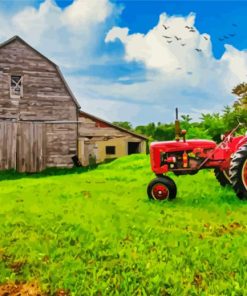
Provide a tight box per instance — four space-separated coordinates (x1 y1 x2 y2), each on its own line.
0 35 81 109
79 110 148 140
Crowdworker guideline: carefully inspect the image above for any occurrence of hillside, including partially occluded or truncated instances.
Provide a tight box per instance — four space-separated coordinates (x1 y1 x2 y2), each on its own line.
0 154 247 295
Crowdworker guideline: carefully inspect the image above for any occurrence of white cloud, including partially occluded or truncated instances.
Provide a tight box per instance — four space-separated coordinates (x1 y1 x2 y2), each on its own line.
106 13 213 74
63 0 113 30
103 12 247 123
0 0 119 69
12 0 61 44
105 26 129 43
221 45 247 83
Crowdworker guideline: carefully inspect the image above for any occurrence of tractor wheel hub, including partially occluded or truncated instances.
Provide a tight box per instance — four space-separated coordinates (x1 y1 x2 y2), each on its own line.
152 184 169 200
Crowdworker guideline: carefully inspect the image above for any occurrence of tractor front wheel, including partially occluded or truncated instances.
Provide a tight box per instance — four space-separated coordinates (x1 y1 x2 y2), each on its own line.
147 176 177 201
230 143 247 200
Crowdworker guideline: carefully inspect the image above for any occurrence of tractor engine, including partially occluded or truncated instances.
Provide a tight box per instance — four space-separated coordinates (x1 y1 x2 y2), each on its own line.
161 150 206 171
150 139 217 175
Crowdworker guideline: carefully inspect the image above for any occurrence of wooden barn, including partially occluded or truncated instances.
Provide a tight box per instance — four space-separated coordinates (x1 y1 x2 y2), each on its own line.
0 36 147 172
0 36 80 172
78 111 147 166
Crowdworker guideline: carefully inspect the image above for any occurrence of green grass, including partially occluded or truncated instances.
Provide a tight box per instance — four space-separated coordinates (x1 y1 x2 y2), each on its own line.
0 154 247 295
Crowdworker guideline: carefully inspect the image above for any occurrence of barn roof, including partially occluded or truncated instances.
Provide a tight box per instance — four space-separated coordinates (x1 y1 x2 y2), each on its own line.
0 35 81 109
79 110 148 140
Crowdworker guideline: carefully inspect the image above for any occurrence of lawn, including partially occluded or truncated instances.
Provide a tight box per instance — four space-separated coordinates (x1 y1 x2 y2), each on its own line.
0 154 247 295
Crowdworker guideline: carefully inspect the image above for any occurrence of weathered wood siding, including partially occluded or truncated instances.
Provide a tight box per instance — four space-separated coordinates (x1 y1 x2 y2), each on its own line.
0 38 78 170
79 116 131 138
16 122 46 172
0 121 17 170
46 123 77 168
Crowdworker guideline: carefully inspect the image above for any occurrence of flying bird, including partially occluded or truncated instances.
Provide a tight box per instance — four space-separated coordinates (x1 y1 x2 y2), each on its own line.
189 29 196 32
181 43 186 46
176 67 182 70
229 33 236 37
203 36 208 40
218 37 224 41
187 71 193 75
163 24 170 30
223 35 229 39
232 23 237 27
195 48 202 52
167 40 172 43
162 35 172 39
174 36 181 40
185 26 190 29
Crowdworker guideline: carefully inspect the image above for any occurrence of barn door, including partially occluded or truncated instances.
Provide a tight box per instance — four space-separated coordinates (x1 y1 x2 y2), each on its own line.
0 121 17 170
16 122 46 172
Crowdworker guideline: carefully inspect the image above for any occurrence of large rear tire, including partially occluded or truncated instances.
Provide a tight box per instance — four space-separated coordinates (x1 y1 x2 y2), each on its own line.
147 176 177 201
214 168 231 187
230 143 247 200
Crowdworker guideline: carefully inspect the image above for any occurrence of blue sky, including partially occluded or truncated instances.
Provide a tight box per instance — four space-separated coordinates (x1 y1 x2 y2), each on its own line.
114 1 247 58
0 0 247 125
55 0 247 57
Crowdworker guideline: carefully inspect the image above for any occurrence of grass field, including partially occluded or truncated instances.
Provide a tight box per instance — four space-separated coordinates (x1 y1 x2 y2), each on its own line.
0 154 247 295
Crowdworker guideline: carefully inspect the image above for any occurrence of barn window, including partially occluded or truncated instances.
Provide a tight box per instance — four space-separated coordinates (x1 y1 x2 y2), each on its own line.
106 146 116 155
10 75 23 98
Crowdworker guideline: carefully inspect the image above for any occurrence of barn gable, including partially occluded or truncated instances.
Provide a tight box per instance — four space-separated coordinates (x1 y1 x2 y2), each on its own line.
0 35 80 121
79 110 147 140
0 36 81 109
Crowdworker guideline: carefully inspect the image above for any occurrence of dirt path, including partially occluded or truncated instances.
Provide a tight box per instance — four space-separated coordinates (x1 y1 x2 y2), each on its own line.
0 282 44 296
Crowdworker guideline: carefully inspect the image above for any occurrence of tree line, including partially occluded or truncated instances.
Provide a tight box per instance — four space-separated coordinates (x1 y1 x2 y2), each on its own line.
113 82 247 143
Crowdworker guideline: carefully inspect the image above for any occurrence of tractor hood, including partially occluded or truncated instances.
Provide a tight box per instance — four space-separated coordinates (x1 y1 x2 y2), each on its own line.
150 139 217 153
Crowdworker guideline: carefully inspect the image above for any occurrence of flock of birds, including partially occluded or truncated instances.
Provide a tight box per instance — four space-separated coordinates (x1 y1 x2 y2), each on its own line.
218 23 238 41
161 23 238 75
162 24 204 52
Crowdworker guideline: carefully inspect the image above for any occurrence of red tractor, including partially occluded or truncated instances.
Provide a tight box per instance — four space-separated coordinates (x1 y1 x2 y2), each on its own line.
147 108 247 201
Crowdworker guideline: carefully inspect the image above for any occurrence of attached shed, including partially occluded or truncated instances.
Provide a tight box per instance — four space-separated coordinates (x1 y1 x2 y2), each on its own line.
78 111 147 166
0 36 80 172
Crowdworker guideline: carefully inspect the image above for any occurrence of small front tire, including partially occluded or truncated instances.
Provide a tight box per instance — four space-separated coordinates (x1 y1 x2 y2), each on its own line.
147 176 177 201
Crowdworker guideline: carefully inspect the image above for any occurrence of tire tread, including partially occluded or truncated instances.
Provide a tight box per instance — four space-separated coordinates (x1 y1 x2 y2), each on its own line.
230 143 247 200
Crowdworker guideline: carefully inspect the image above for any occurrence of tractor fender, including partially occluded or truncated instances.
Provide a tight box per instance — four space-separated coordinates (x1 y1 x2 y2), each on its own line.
235 136 247 152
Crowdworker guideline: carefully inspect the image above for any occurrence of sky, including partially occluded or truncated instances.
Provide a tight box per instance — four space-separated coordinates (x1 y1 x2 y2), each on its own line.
0 0 247 125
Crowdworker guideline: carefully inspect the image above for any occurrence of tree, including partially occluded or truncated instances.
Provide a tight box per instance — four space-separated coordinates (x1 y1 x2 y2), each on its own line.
145 123 156 137
153 123 175 141
232 82 247 109
226 83 247 130
200 113 226 142
180 114 192 130
112 121 133 131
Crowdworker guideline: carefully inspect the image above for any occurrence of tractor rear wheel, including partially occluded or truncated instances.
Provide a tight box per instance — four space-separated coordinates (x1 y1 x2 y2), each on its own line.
230 143 247 200
214 168 231 187
147 176 177 201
